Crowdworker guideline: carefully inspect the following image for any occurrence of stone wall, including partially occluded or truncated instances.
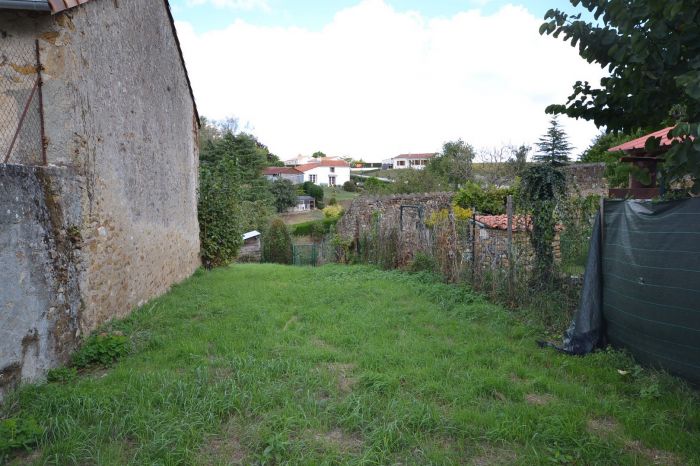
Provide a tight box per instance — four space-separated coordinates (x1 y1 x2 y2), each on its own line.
0 165 83 397
0 0 200 397
562 163 607 197
337 193 454 267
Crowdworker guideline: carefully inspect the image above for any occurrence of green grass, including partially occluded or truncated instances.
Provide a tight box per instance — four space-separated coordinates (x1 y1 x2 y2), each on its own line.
324 186 358 202
3 265 699 465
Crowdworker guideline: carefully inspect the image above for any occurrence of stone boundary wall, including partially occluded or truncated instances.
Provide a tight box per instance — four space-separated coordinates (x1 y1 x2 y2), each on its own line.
562 163 607 197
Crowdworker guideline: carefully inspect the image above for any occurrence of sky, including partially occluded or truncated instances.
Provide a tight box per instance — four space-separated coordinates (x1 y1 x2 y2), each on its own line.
171 0 605 162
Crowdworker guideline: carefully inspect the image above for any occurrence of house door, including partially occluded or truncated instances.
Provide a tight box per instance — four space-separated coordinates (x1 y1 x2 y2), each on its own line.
328 176 336 186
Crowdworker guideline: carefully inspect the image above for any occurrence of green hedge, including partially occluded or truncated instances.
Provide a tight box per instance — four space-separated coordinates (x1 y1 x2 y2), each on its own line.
292 217 339 237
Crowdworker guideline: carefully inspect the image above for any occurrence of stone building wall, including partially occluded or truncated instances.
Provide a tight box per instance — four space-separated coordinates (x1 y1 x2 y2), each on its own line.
336 193 454 266
562 163 607 197
0 0 201 397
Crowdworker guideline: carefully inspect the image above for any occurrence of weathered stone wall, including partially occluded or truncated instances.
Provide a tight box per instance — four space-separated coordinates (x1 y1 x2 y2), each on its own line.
1 1 200 395
337 193 454 266
0 165 83 398
562 163 607 197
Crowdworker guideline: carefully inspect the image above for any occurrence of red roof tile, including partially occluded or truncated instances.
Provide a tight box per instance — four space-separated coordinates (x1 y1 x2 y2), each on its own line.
475 215 564 233
295 159 350 172
263 167 302 175
608 127 678 153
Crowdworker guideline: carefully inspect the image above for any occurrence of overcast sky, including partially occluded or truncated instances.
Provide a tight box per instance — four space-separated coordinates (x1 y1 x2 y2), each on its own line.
171 0 605 162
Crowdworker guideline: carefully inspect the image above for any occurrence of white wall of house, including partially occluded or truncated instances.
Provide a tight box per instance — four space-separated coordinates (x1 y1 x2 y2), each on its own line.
301 166 350 186
392 158 429 170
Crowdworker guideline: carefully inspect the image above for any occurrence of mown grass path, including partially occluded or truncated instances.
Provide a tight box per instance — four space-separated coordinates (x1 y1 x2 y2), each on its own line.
4 265 699 465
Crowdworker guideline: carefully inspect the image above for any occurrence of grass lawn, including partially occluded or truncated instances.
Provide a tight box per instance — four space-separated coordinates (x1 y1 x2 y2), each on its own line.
323 186 358 203
3 265 699 465
279 210 324 225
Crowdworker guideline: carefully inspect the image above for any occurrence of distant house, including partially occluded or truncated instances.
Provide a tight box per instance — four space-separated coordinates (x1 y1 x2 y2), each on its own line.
295 159 351 186
296 195 316 211
392 153 438 170
263 167 303 184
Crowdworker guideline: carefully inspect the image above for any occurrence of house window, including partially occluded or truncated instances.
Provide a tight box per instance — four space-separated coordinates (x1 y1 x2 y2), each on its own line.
329 176 336 186
309 174 317 183
397 160 405 166
330 167 335 173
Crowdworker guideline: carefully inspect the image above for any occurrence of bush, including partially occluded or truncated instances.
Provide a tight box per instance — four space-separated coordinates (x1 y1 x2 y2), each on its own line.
322 204 343 219
71 333 130 368
0 417 43 457
453 181 514 215
270 179 297 213
343 180 357 192
46 366 77 383
409 252 437 273
302 182 324 206
263 219 292 264
328 197 338 206
292 217 339 237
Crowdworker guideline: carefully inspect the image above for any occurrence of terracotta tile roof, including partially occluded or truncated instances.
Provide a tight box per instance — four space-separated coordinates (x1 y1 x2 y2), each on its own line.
295 159 350 172
263 167 302 175
393 153 438 160
47 0 92 13
475 214 563 232
608 127 678 153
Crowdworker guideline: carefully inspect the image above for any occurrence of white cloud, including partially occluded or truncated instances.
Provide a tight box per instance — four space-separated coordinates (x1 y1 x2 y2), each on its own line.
175 0 606 161
186 0 269 11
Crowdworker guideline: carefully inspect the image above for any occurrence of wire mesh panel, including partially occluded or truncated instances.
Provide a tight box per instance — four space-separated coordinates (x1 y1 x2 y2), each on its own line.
1 40 44 165
292 243 319 266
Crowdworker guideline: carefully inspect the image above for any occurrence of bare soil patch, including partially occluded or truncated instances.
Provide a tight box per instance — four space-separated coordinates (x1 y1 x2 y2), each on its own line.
587 416 620 436
324 363 358 393
311 428 363 453
625 440 682 465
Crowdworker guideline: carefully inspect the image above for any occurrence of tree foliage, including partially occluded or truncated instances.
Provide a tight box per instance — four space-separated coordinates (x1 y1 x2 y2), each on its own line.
427 139 475 189
270 180 297 213
534 118 572 166
453 181 514 215
540 0 700 191
520 164 566 286
302 182 324 207
198 118 279 267
262 219 292 264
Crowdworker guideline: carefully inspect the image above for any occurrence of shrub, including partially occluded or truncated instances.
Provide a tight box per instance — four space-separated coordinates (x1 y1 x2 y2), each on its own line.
0 418 43 456
343 180 357 192
46 367 77 383
409 252 437 273
263 219 292 264
323 204 343 219
302 182 324 206
71 333 130 368
453 181 514 215
328 197 338 206
269 179 297 213
292 217 339 237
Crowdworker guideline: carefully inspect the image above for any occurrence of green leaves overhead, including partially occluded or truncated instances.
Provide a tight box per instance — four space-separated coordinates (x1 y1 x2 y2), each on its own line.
541 0 700 191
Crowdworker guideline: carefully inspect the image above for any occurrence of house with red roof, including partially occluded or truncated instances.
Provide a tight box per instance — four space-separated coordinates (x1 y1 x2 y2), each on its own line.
263 166 304 184
391 153 438 170
294 158 350 186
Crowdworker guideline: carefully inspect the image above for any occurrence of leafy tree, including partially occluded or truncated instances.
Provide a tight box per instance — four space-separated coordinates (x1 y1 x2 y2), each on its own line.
540 1 700 191
520 164 566 287
391 169 445 194
343 180 357 192
363 177 391 195
427 140 475 189
302 181 324 207
508 144 530 177
269 180 297 213
534 118 572 166
198 158 243 268
262 219 292 264
312 151 326 159
453 181 514 215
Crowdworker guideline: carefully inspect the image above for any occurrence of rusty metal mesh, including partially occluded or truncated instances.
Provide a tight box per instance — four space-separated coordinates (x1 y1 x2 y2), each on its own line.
1 41 44 165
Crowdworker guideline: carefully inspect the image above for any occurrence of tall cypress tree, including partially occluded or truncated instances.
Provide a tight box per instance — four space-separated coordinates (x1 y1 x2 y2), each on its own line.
534 117 572 166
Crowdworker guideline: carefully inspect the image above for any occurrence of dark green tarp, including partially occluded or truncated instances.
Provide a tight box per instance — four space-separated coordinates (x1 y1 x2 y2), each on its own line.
602 198 700 385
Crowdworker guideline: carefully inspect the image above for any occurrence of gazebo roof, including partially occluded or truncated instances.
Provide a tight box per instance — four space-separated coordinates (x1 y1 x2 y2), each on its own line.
608 127 677 154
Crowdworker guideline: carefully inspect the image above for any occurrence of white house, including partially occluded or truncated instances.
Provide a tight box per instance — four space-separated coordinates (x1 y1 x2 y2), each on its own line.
392 153 438 170
295 159 351 186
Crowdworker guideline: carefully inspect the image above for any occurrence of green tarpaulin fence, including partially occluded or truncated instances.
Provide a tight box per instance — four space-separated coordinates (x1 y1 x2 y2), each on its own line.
602 198 700 384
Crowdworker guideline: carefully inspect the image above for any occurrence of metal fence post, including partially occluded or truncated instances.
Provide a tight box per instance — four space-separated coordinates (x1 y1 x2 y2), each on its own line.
506 195 514 297
35 39 47 166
